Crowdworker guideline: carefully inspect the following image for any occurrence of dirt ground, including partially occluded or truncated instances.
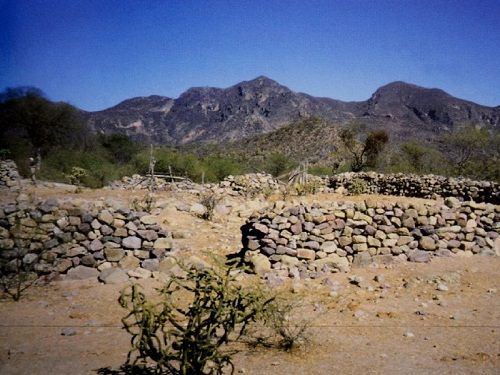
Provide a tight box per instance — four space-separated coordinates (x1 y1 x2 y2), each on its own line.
1 184 499 374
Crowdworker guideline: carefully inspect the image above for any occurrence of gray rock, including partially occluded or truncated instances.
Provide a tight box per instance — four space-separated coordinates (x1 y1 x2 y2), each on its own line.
189 204 206 216
408 250 431 263
141 258 159 272
122 236 142 249
140 215 158 225
98 210 114 225
104 248 125 262
99 267 129 284
250 254 271 275
80 254 97 267
61 328 77 336
88 239 104 252
66 266 99 280
128 267 152 279
22 253 38 265
419 236 436 251
137 230 158 241
352 252 372 267
153 238 172 249
100 225 113 236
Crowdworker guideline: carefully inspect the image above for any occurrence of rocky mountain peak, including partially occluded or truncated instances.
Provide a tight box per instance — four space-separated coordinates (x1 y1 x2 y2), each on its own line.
84 77 500 145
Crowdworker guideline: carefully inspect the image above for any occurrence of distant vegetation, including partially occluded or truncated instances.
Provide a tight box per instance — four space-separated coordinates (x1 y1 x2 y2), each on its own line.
1 87 499 186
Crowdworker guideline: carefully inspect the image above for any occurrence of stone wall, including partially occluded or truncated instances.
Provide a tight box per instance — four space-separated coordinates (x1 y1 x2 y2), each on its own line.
241 198 500 278
0 160 21 191
0 196 176 283
329 172 500 204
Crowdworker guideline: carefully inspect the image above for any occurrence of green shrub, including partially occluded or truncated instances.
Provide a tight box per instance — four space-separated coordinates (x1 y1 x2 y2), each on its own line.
264 152 295 177
118 262 272 375
308 165 331 176
248 297 311 351
349 178 367 195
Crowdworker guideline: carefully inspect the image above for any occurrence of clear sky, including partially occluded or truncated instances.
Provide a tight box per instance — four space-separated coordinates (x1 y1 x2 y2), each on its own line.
1 0 499 111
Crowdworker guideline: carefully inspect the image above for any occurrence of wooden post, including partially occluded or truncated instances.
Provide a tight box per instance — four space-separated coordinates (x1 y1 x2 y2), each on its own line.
148 144 156 193
168 165 173 183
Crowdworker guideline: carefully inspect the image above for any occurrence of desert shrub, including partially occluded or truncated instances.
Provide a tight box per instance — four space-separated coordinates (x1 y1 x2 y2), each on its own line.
265 152 295 177
66 166 88 187
202 155 243 182
99 133 140 164
291 181 320 196
118 262 272 375
130 192 156 212
349 178 367 195
245 297 311 351
38 148 127 188
198 191 221 221
308 164 332 176
387 141 449 175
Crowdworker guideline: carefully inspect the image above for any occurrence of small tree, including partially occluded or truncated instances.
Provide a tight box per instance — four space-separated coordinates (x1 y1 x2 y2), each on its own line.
442 124 489 175
266 152 294 177
339 123 389 172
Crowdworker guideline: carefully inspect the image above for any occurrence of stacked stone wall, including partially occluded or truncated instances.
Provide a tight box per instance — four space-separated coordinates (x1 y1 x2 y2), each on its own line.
0 198 175 282
242 198 500 278
0 160 21 191
329 172 499 204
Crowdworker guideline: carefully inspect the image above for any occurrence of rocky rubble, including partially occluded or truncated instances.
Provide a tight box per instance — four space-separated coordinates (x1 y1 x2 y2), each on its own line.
0 160 21 191
0 197 178 283
209 173 284 196
106 174 199 191
242 198 500 278
107 172 287 197
329 172 499 204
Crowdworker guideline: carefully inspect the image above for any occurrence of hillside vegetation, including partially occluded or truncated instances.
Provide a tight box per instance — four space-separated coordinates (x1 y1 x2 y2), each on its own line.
1 87 499 186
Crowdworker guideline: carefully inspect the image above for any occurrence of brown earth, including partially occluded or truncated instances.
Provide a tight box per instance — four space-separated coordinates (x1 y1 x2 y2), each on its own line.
1 184 499 374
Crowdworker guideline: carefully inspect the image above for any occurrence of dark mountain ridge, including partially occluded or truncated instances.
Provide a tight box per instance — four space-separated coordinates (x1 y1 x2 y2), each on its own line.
84 77 500 145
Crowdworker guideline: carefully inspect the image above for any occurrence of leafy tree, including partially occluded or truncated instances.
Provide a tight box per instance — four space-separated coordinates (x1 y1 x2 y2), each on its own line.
339 122 389 172
442 124 489 175
99 133 141 164
394 140 448 175
0 87 94 169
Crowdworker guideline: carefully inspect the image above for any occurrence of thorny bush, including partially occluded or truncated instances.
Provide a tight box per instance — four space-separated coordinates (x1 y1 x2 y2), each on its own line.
118 261 273 374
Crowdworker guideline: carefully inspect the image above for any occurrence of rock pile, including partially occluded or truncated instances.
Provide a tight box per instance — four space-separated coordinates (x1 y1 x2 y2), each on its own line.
0 160 21 190
108 172 286 197
211 173 284 196
241 198 500 278
106 174 198 191
0 197 177 283
329 172 499 204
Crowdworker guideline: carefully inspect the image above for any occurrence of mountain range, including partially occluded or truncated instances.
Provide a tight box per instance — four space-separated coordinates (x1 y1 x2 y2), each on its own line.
83 76 500 145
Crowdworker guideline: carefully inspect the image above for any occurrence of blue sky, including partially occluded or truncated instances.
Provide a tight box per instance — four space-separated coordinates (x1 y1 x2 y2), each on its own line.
1 0 499 111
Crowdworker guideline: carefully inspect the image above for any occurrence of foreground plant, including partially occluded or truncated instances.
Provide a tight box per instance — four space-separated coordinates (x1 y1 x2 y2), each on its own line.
118 262 272 374
246 297 311 352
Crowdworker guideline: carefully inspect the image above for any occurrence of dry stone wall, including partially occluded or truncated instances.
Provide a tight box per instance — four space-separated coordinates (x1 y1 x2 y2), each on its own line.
329 172 499 204
241 198 500 278
0 196 176 283
0 160 21 191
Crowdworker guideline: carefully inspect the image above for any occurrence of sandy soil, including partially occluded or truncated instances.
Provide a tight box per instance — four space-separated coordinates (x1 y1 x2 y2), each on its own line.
0 185 499 374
